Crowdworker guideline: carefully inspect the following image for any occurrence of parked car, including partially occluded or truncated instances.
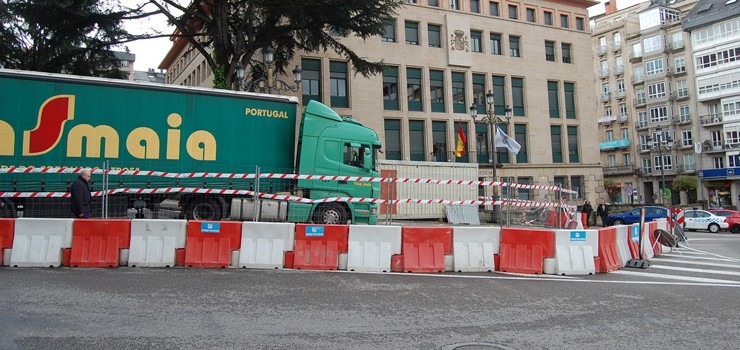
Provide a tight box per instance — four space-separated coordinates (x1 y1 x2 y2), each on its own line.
606 206 669 226
684 210 728 233
709 209 740 233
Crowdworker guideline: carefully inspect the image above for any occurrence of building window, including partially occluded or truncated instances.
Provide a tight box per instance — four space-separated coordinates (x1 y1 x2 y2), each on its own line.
560 14 569 28
654 154 672 171
606 130 614 141
383 66 399 110
571 176 583 198
428 24 442 48
432 121 448 162
512 77 525 116
384 119 402 160
526 8 536 23
451 71 466 113
649 106 669 123
551 125 563 163
568 126 579 163
471 30 482 52
544 11 553 25
677 79 688 98
576 17 585 31
675 56 685 73
407 67 423 112
330 61 348 108
608 155 616 167
509 35 520 57
409 120 426 161
492 75 506 114
647 82 666 99
496 124 511 164
470 0 480 13
508 5 518 19
450 0 460 10
679 104 690 122
643 34 662 53
515 124 528 163
490 2 500 16
405 21 419 45
517 176 532 199
428 0 439 6
382 20 396 42
301 58 321 105
430 70 445 112
623 153 631 166
564 82 576 119
645 58 664 75
681 129 693 147
548 81 560 118
490 33 502 55
475 123 490 164
545 41 555 61
562 43 571 63
472 74 486 113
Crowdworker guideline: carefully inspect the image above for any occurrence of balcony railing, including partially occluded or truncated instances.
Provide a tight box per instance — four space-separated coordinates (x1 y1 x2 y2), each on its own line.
635 121 648 130
633 98 646 107
617 114 629 123
674 115 692 125
599 69 609 78
631 74 644 84
600 93 611 102
700 114 723 126
629 52 643 62
675 88 689 100
599 115 617 125
616 90 626 99
596 46 608 56
602 165 634 176
667 40 684 51
612 42 622 52
614 65 624 75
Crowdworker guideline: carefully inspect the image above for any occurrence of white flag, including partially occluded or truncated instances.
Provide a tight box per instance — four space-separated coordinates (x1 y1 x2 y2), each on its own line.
494 126 521 156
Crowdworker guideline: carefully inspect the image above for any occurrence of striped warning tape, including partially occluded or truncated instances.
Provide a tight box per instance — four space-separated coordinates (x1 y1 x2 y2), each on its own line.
0 166 578 194
0 187 571 208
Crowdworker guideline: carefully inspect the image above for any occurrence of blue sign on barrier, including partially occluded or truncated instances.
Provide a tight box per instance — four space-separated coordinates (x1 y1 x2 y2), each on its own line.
570 231 587 242
201 222 220 233
631 226 640 242
306 226 325 237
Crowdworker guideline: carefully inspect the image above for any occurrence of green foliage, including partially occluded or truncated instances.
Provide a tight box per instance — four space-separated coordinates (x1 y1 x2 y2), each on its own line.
212 65 227 90
152 0 404 90
604 178 617 189
672 175 697 193
0 0 140 78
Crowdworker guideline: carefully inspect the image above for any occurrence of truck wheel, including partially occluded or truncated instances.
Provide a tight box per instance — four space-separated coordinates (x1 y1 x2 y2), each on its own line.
187 199 222 221
314 204 348 225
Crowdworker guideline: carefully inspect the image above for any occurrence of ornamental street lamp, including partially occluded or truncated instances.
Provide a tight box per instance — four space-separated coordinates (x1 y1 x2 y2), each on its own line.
469 90 513 179
235 47 302 93
653 126 674 205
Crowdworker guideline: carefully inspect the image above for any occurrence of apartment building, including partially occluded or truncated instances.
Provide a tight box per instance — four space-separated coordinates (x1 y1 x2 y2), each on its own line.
159 0 603 201
592 0 698 205
683 0 740 209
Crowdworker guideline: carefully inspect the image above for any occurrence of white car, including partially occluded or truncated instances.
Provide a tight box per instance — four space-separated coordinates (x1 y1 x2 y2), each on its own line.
683 210 728 233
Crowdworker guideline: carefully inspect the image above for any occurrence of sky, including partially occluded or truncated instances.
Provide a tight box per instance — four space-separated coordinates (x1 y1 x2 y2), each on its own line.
122 0 649 72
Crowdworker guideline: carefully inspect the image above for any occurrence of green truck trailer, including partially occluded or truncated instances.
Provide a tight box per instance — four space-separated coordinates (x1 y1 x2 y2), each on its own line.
0 69 381 224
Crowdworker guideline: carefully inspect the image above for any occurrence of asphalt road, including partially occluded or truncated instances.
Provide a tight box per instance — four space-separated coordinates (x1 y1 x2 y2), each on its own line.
1 231 739 350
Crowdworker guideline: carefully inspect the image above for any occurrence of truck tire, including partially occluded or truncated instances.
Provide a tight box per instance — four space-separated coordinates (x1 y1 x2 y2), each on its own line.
187 199 222 221
314 203 348 225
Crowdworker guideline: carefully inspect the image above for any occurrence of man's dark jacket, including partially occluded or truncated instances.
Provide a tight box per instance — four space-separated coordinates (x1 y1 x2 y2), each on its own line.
71 175 91 218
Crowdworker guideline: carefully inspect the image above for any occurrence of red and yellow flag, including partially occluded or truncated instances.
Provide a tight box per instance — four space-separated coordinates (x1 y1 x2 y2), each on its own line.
454 124 466 157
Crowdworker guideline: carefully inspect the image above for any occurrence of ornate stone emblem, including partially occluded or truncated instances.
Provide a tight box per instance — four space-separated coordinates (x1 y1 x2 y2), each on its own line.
450 29 469 52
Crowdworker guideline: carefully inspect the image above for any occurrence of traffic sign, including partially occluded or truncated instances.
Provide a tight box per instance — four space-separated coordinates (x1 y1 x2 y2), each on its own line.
665 189 672 199
625 186 634 196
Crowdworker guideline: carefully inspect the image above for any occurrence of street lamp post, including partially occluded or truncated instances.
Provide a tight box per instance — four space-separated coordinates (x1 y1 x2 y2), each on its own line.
235 47 302 93
654 126 670 205
469 90 513 179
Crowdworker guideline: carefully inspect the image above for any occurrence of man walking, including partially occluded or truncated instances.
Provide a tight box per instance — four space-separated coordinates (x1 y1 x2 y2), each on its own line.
71 169 92 218
596 200 609 227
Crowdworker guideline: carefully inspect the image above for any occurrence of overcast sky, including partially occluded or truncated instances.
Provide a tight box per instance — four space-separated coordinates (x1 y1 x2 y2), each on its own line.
122 0 649 72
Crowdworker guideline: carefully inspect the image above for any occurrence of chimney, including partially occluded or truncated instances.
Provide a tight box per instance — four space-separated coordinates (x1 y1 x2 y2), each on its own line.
605 0 618 15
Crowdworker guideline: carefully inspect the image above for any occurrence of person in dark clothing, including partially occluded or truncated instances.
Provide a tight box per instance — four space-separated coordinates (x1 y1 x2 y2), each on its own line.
596 200 609 227
582 200 593 227
71 169 92 218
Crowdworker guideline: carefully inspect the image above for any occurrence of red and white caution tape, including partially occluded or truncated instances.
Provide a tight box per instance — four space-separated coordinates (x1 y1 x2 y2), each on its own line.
1 166 578 194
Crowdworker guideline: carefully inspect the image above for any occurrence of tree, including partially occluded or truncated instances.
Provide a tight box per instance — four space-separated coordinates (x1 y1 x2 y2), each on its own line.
148 0 404 89
0 0 145 78
672 175 697 194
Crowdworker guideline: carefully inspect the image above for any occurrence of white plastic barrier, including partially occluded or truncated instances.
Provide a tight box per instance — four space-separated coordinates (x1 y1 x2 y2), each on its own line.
546 229 598 275
452 227 500 272
614 225 631 267
10 218 73 267
238 222 295 269
347 225 401 272
128 219 187 267
641 223 655 259
655 219 668 232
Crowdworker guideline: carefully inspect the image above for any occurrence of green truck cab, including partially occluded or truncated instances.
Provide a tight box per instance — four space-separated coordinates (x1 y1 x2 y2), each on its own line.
0 69 380 224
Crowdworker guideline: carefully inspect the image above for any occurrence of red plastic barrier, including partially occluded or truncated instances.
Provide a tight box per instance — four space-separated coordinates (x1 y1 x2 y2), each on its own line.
70 219 131 268
581 213 589 229
647 221 661 256
185 221 242 268
293 224 349 270
398 227 452 273
498 228 554 274
0 219 14 266
175 248 186 267
546 210 569 228
391 254 403 272
62 248 72 267
627 224 641 259
284 251 294 269
596 227 621 273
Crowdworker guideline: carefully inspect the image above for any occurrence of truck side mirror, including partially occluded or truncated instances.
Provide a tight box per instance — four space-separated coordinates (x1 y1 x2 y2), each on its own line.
363 147 372 169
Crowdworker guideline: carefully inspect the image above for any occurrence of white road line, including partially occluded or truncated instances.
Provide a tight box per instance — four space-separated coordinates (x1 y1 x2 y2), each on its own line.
326 270 740 288
670 250 709 256
659 254 736 262
648 264 740 277
653 258 740 269
609 270 740 284
673 247 740 263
